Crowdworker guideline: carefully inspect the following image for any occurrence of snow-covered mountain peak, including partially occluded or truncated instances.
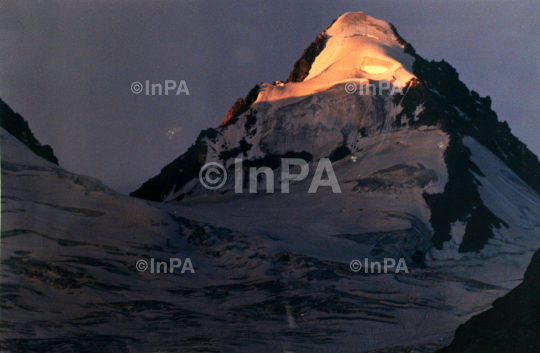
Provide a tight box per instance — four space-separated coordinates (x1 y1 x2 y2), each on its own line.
325 12 389 37
305 12 415 86
324 12 396 42
132 12 540 260
251 12 415 120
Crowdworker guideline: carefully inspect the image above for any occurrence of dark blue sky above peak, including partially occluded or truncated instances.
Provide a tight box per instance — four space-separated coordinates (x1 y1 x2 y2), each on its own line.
1 0 539 193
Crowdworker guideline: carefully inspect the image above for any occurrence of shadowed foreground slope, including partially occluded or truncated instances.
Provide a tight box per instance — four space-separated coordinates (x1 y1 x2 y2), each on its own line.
438 248 540 353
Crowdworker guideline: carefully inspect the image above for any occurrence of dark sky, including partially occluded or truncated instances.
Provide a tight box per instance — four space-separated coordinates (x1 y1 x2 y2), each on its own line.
1 0 539 194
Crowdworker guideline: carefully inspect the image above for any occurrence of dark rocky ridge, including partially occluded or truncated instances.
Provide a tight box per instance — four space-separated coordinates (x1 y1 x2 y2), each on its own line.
0 97 59 165
392 25 540 193
221 84 260 126
220 23 331 127
437 248 540 353
391 25 538 252
286 33 328 83
286 17 338 83
130 128 216 201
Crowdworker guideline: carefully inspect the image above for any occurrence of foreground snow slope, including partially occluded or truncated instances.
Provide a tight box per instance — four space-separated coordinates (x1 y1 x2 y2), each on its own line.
4 123 540 352
438 247 540 353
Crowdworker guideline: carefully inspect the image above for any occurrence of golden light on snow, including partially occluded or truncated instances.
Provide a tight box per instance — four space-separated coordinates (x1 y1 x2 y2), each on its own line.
360 56 393 74
250 13 415 109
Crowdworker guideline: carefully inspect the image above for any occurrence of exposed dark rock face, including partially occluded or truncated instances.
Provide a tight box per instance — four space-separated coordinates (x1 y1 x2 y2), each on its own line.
329 145 351 162
438 248 540 353
286 33 328 83
218 138 252 160
423 134 509 253
0 97 59 164
221 85 260 126
286 17 338 84
222 20 334 128
130 128 216 201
